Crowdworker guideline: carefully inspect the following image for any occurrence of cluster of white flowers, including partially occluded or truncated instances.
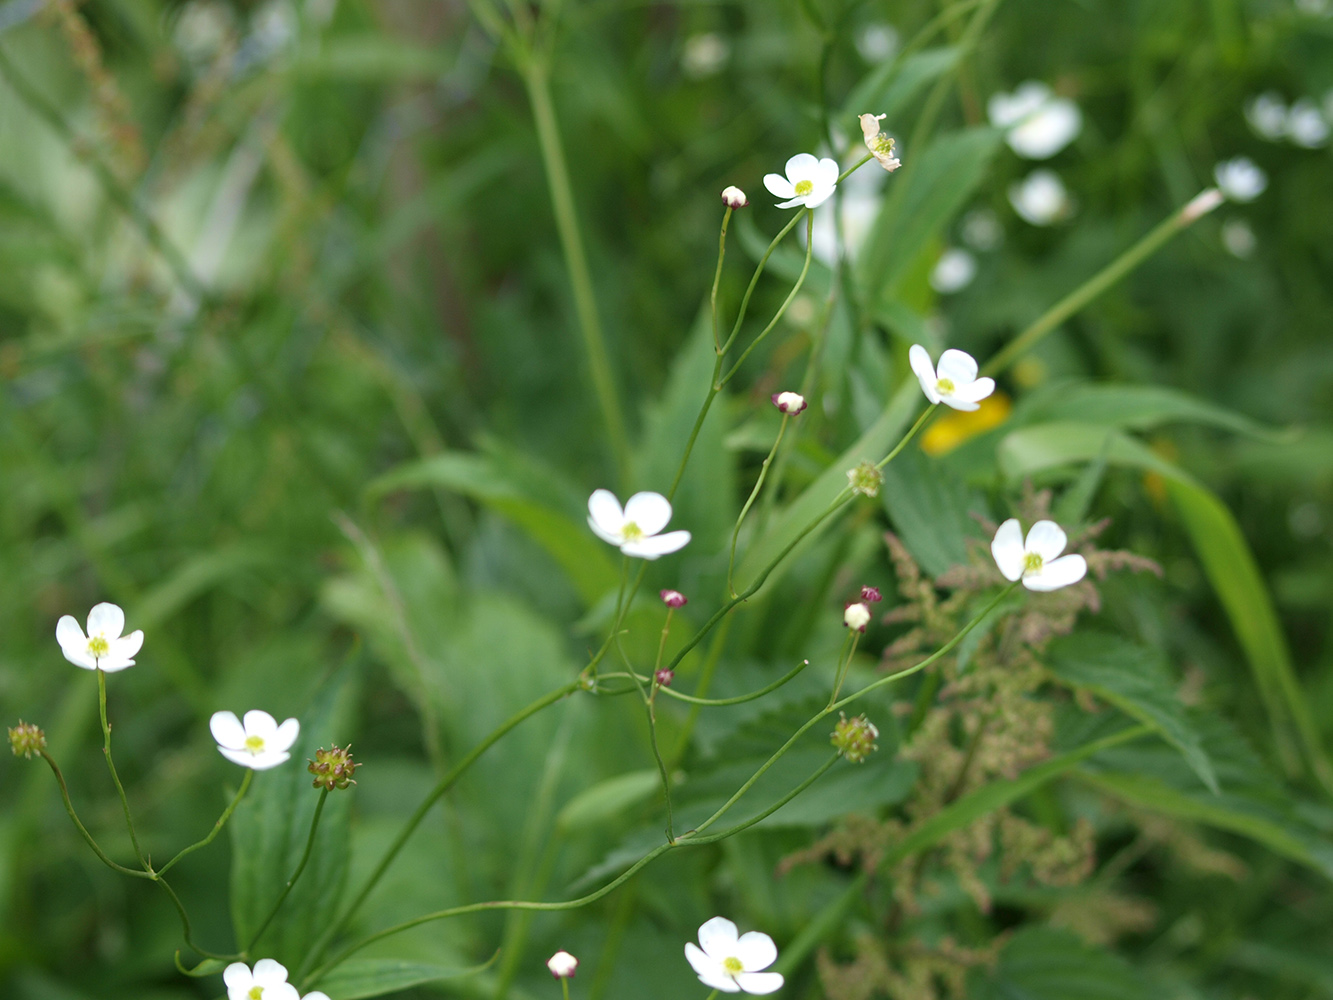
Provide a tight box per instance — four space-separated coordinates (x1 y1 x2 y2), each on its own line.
224 959 326 1000
1245 91 1331 148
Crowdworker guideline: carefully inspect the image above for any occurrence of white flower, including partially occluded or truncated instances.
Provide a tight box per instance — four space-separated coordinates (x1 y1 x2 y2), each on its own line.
908 345 995 412
771 391 807 414
587 490 691 559
987 82 1081 160
721 186 748 209
684 916 784 995
855 22 898 62
990 519 1087 591
929 248 977 294
858 114 901 172
1008 169 1072 226
843 603 871 632
961 208 1002 251
56 603 144 672
1222 218 1256 258
682 32 730 79
223 959 300 1000
808 173 882 266
210 710 300 770
547 951 579 978
1213 157 1267 202
763 153 839 210
1285 97 1330 147
1245 92 1288 141
302 994 330 1000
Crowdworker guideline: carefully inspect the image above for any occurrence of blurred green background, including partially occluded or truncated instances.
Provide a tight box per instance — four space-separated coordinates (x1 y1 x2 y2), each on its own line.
1 0 1332 998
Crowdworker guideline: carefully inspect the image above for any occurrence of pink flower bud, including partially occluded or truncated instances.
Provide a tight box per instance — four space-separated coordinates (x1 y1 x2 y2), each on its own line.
547 951 578 978
660 589 688 608
860 586 882 603
721 185 748 209
655 668 675 687
771 391 808 415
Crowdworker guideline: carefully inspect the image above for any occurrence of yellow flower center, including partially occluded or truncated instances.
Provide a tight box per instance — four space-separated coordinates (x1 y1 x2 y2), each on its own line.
249 988 264 999
1023 552 1044 574
88 636 110 658
794 179 814 196
621 521 644 541
936 378 955 395
722 956 744 974
245 735 266 753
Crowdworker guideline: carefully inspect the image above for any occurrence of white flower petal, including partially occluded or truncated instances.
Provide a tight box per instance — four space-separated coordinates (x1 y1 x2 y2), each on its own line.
935 349 978 385
908 344 936 384
774 196 806 210
698 916 740 958
56 614 86 650
622 492 673 536
950 376 995 403
987 81 1051 128
991 519 1026 581
86 602 126 640
210 711 247 750
1007 100 1081 159
264 984 300 1000
59 643 99 670
272 718 301 753
734 931 777 971
698 971 743 993
620 530 691 559
763 174 795 199
253 959 290 986
685 942 714 977
113 630 145 661
802 183 837 209
96 657 137 673
784 152 819 180
938 394 981 412
219 745 261 768
1024 520 1068 561
736 972 785 995
587 489 624 534
1024 553 1087 591
814 157 841 186
303 994 331 1000
223 963 253 988
243 710 279 741
588 516 626 546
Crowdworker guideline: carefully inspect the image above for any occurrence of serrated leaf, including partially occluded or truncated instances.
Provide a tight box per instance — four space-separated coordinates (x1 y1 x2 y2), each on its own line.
880 447 983 575
1047 632 1217 792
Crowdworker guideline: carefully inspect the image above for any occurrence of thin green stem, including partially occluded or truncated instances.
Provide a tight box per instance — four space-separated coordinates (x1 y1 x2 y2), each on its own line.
615 632 675 842
686 755 840 845
720 212 815 387
668 613 734 766
157 769 253 876
828 631 859 707
728 414 790 596
298 679 581 979
97 669 149 871
155 873 240 960
645 654 809 707
245 789 330 953
877 404 936 469
562 978 572 1000
982 192 1220 377
719 211 807 356
40 751 154 878
586 562 649 676
711 207 733 351
523 58 630 483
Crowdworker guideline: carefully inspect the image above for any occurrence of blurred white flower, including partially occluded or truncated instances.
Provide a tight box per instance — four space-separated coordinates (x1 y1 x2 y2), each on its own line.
56 603 144 673
682 33 730 78
1213 157 1267 202
587 490 691 559
250 0 296 52
224 960 299 1000
988 81 1082 159
908 345 995 411
929 248 977 294
210 710 300 770
764 153 840 210
843 602 871 632
1285 98 1330 147
1008 169 1072 226
173 0 233 62
547 951 579 978
1222 218 1256 258
961 208 1003 251
1245 92 1288 141
991 519 1087 591
855 22 899 62
685 917 784 995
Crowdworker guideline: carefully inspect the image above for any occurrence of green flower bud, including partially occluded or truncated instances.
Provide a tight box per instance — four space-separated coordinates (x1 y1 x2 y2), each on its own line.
308 744 360 791
9 720 46 759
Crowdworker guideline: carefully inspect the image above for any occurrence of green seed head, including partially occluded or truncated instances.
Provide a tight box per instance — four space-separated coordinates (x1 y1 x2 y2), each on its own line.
847 461 884 498
9 721 46 759
831 713 879 763
309 744 361 791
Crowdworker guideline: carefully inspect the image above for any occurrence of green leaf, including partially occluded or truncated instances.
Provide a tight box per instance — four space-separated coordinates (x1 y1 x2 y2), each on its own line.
1047 632 1217 792
841 47 961 126
880 447 982 576
974 927 1149 1000
555 769 662 835
288 37 452 80
997 422 1181 483
315 955 497 1000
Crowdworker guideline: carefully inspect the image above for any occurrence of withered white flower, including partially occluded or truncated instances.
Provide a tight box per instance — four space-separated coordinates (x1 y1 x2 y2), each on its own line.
210 710 300 770
56 603 144 673
587 490 691 559
763 153 839 209
991 519 1087 591
685 916 783 994
908 345 994 411
858 113 901 172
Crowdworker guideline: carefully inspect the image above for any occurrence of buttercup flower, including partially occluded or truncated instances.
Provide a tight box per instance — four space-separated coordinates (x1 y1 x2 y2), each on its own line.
660 589 688 607
685 916 784 994
991 519 1087 591
211 710 300 770
56 602 144 672
763 153 839 209
1008 169 1072 225
547 951 579 978
223 959 300 1000
587 490 691 559
844 602 871 632
858 113 901 172
1213 157 1267 202
721 186 748 209
909 345 995 412
771 391 807 415
987 81 1082 160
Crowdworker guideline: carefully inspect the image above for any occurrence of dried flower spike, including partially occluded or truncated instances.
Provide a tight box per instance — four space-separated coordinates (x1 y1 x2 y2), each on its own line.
9 720 46 759
309 744 360 791
831 713 879 763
